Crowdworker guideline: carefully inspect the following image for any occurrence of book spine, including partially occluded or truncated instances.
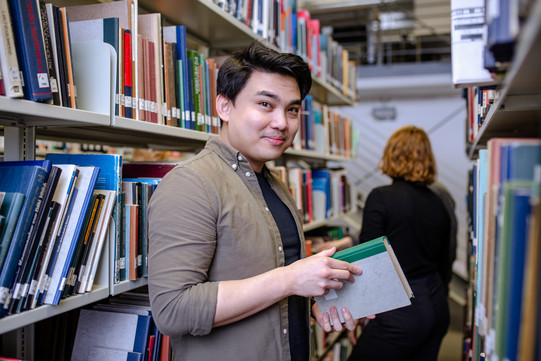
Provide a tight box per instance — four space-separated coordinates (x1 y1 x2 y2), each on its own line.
176 26 191 129
36 0 59 105
51 5 68 107
103 17 120 117
59 7 76 108
7 0 52 101
124 29 133 119
188 50 202 131
5 175 50 315
0 167 47 310
0 0 24 97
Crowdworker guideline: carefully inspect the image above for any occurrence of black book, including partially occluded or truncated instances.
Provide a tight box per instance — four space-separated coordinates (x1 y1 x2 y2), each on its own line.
37 0 61 106
51 4 69 107
67 193 103 296
16 201 61 312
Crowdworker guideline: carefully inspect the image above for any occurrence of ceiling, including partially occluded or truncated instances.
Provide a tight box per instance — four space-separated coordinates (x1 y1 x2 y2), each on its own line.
299 0 452 67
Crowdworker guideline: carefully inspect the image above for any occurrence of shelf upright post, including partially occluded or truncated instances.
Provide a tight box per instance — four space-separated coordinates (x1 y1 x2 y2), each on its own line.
3 126 36 161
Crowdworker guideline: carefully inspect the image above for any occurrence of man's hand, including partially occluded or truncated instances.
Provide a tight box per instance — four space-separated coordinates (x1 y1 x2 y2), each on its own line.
285 247 362 298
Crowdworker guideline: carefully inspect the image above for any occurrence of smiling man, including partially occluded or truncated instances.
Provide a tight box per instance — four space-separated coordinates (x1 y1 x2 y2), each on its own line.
147 42 362 361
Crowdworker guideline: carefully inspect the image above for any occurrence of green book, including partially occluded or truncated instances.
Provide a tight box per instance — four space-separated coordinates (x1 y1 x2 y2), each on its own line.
314 236 413 323
188 50 203 132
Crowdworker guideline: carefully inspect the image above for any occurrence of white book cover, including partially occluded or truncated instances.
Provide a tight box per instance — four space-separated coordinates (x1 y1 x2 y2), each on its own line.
315 236 413 324
0 0 24 98
81 189 116 293
41 166 99 305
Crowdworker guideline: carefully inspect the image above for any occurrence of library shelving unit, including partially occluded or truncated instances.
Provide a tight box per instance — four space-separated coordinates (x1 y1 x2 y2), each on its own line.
464 0 541 360
466 0 541 159
0 0 357 353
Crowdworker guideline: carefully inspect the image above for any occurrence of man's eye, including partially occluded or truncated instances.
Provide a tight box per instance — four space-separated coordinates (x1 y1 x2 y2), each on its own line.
289 107 300 115
260 102 271 108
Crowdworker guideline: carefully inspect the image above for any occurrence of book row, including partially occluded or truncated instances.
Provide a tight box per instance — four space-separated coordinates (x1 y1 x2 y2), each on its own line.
0 0 355 131
212 0 357 99
0 154 357 319
69 292 171 361
465 85 499 143
466 138 541 361
271 165 356 226
295 95 355 157
0 159 115 318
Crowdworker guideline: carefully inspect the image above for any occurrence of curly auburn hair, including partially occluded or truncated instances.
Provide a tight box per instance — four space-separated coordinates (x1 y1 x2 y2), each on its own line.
378 125 436 185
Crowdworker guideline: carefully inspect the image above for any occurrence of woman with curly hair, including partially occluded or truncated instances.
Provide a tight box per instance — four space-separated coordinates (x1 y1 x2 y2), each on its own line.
347 125 455 361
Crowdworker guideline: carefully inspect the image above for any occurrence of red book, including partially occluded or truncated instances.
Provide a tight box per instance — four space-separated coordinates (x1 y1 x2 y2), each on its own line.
148 41 158 123
124 29 133 118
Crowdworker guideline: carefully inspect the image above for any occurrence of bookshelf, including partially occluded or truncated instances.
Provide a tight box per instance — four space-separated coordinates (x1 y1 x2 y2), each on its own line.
0 0 358 348
466 0 541 158
463 1 541 360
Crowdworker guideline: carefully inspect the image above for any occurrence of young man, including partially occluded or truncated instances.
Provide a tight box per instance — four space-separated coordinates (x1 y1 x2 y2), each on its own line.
147 42 362 361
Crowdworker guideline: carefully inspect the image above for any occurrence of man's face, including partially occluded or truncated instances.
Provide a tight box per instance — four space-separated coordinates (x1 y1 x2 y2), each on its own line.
217 71 302 172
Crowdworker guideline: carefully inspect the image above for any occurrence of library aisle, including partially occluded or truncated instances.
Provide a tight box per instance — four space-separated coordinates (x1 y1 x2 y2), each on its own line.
438 298 465 361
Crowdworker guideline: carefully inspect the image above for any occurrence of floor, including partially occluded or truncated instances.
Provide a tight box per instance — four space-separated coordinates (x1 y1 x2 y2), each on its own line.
438 297 466 361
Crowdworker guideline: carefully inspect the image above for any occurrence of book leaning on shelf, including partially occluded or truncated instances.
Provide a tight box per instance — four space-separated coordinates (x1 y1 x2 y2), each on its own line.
7 0 52 102
0 0 24 98
314 236 414 324
0 160 51 314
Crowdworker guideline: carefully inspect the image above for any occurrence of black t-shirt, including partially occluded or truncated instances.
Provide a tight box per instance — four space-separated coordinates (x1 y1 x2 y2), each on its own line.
256 171 309 361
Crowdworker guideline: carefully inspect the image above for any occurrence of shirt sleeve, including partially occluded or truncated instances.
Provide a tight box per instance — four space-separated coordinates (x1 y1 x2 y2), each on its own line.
147 167 219 337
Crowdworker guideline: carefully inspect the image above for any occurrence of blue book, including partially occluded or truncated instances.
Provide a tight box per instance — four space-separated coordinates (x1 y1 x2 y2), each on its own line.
493 182 533 360
44 156 116 304
311 169 331 219
8 0 53 101
186 48 195 130
175 26 192 129
0 192 26 271
504 184 533 361
10 165 62 313
303 95 313 150
499 140 541 184
0 161 51 310
475 150 488 311
486 0 514 63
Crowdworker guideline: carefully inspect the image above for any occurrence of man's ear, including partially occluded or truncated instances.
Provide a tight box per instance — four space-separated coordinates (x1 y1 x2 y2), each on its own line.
216 94 232 123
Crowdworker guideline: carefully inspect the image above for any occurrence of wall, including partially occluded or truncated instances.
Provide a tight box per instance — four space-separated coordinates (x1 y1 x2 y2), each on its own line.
335 89 473 280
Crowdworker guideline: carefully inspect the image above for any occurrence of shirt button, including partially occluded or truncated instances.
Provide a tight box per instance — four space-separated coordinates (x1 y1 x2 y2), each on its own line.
265 207 269 212
283 328 287 335
237 155 243 161
245 171 251 177
278 246 283 252
232 164 237 170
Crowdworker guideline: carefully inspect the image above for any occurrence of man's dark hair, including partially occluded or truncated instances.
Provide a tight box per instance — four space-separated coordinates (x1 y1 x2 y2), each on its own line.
217 42 312 104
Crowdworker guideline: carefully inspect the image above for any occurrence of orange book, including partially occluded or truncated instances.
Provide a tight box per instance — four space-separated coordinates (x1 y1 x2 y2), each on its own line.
159 334 172 361
59 8 77 108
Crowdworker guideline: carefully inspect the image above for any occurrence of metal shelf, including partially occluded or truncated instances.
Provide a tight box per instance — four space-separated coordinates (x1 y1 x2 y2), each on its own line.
0 285 109 335
467 0 541 158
